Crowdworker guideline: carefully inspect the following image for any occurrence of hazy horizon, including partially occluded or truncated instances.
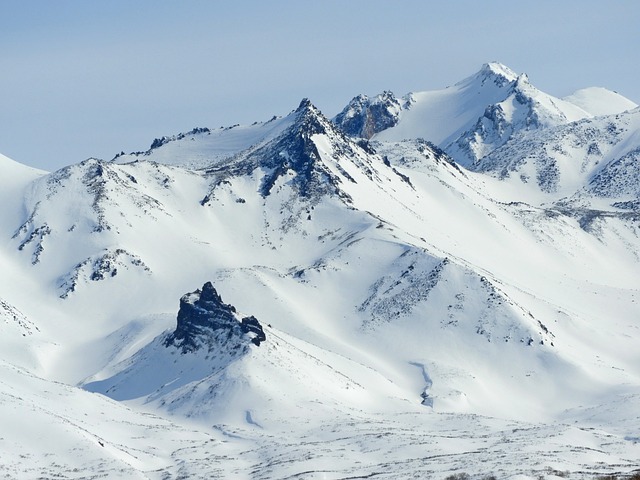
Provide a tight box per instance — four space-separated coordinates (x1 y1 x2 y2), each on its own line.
2 0 638 171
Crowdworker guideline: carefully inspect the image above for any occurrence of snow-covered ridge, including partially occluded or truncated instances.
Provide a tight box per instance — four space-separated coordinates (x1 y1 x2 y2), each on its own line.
336 62 636 171
564 87 638 117
113 112 296 170
202 98 405 206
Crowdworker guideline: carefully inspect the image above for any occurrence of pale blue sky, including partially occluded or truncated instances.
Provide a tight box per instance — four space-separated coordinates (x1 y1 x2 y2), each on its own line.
2 0 639 170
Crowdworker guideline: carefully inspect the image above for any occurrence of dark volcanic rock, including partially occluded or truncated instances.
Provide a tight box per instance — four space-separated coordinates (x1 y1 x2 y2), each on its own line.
256 98 335 198
241 315 266 346
164 282 266 353
333 91 402 139
202 98 363 204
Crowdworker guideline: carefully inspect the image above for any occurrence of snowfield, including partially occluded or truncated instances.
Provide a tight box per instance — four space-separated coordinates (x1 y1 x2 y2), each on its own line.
1 63 639 479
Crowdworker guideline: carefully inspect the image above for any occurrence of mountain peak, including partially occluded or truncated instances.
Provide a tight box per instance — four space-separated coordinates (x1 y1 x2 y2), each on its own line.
479 62 519 83
563 87 639 116
295 98 325 120
291 97 330 134
198 280 224 304
202 96 381 204
332 91 402 139
296 97 315 112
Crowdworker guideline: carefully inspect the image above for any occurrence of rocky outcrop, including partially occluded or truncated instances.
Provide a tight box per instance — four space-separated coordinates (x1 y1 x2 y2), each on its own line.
202 98 378 205
240 315 266 346
333 91 402 139
59 248 151 298
164 282 266 353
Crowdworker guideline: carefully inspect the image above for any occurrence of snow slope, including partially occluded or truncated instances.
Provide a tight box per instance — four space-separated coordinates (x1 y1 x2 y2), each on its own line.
113 113 296 169
0 152 45 233
564 87 638 117
374 62 524 146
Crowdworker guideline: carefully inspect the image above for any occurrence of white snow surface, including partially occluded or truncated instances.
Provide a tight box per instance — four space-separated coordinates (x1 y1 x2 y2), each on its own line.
113 113 295 169
564 87 638 117
1 66 640 479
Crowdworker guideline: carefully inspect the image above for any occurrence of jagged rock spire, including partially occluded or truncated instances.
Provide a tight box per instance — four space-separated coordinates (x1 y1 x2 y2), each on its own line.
164 282 266 353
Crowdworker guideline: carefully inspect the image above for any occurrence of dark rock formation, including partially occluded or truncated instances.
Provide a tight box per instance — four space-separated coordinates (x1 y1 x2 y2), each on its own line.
241 315 266 346
333 91 402 139
59 248 151 299
164 282 266 353
202 98 362 205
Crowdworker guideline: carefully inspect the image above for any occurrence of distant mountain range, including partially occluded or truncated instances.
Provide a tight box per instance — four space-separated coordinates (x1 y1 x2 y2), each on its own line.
1 62 639 479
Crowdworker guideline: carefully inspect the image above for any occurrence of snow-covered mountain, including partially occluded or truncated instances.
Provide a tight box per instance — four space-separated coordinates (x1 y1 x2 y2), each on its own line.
336 62 637 169
2 64 640 479
563 87 638 117
471 106 640 204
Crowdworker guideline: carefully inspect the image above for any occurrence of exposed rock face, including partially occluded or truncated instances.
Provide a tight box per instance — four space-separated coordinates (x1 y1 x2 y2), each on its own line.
333 91 402 139
240 315 266 346
202 98 380 207
59 248 151 299
255 98 338 199
1 298 38 336
164 282 266 353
